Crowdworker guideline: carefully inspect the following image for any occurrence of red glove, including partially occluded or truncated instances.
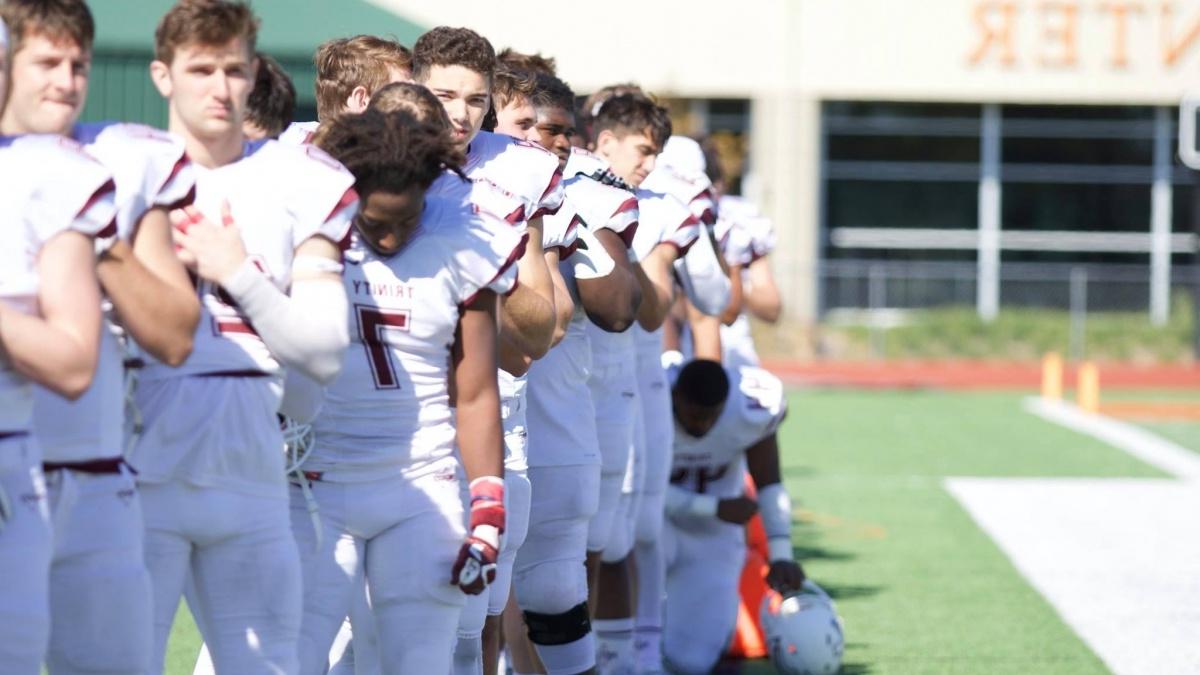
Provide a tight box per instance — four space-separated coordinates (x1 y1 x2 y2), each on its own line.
452 476 506 595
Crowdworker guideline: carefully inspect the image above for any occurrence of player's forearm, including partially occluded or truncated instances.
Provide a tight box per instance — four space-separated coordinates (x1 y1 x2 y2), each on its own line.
453 301 505 481
499 283 555 360
546 251 573 347
579 228 640 333
0 303 100 401
635 252 675 331
98 239 199 367
221 264 349 384
719 264 745 326
664 484 718 518
498 333 533 377
745 258 782 323
1 233 102 400
687 303 723 362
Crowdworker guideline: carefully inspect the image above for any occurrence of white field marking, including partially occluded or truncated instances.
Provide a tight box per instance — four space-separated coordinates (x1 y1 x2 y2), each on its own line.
946 477 1200 675
1023 397 1200 482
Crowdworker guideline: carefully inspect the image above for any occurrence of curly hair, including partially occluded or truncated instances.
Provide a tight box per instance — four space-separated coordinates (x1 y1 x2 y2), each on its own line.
497 48 556 76
244 53 295 138
154 0 258 64
314 34 411 121
0 0 94 54
411 26 495 83
592 92 671 151
368 82 452 130
316 108 464 196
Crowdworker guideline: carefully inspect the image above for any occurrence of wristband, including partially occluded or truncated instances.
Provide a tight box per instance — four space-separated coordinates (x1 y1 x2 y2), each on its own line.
469 476 506 534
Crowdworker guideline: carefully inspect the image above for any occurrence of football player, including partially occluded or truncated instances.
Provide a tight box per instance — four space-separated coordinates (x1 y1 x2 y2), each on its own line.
0 1 202 672
660 357 804 674
277 35 411 145
568 92 706 674
0 21 113 672
714 192 781 369
131 1 356 671
243 52 296 140
289 108 518 675
504 70 646 675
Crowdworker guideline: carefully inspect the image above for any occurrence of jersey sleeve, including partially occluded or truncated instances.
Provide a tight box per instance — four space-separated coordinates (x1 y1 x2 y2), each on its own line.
456 207 530 306
748 215 777 261
719 218 755 267
541 206 583 256
82 123 196 243
281 143 359 251
632 190 699 260
530 167 565 220
21 137 119 244
564 176 639 250
689 187 718 226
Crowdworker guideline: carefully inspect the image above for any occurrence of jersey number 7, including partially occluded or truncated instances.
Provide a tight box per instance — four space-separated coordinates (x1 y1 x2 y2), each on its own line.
356 304 411 389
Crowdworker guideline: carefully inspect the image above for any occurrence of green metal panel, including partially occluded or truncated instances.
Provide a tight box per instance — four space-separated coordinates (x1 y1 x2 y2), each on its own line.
81 0 426 127
88 0 424 58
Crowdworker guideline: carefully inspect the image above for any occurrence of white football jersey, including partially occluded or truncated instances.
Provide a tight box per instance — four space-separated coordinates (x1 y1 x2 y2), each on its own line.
278 120 320 146
465 130 564 221
715 195 776 267
34 123 196 463
138 140 357 385
303 196 526 481
666 364 787 500
0 135 118 433
642 164 717 225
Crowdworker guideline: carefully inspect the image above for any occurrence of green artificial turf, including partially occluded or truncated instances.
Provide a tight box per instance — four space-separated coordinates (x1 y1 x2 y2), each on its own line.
161 389 1165 674
749 389 1164 675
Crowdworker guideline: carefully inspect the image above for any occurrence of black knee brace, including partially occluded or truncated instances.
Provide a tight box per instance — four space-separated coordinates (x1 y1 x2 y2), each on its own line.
523 601 592 646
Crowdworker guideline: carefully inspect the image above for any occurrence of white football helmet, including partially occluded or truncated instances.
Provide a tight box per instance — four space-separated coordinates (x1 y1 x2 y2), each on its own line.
761 580 845 675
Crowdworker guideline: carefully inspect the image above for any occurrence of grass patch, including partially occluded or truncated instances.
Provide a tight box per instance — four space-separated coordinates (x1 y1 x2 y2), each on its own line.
750 389 1164 674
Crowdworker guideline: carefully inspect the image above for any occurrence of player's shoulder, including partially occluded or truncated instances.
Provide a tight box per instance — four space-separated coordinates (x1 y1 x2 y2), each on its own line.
75 121 181 151
642 163 711 203
730 365 787 431
564 146 608 178
565 173 637 217
278 121 320 146
472 130 558 172
420 194 526 282
241 139 354 194
635 187 693 224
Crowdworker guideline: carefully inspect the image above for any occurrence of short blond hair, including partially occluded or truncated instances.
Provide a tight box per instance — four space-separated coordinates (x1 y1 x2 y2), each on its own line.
314 35 411 121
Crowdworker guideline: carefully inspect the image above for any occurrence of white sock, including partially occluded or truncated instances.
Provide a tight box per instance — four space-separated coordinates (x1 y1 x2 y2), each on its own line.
593 617 635 675
634 626 663 672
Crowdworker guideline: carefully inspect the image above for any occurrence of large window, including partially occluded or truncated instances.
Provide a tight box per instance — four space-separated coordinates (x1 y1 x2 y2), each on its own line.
820 101 1196 313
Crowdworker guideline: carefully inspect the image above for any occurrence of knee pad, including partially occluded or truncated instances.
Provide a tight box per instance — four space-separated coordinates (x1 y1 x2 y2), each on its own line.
635 493 665 545
487 548 517 616
514 558 586 616
523 602 591 647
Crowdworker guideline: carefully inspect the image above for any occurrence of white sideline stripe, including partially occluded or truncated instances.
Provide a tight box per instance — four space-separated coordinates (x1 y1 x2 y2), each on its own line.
946 478 1200 675
1023 397 1200 481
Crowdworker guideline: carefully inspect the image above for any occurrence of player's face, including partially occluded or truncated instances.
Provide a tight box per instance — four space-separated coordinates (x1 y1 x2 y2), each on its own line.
422 64 490 151
671 392 724 438
1 32 89 135
153 38 256 143
597 128 658 186
531 105 575 169
355 185 425 256
493 97 536 139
